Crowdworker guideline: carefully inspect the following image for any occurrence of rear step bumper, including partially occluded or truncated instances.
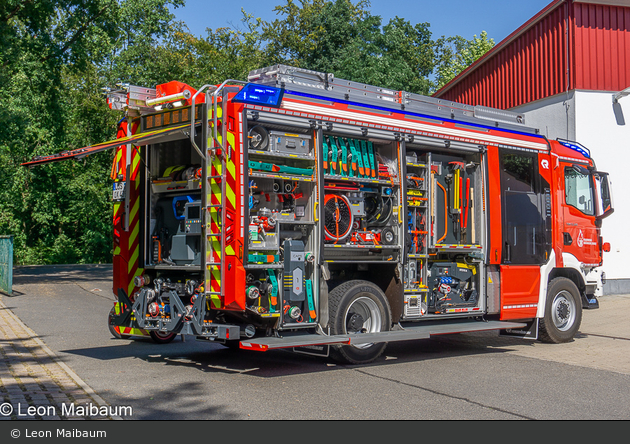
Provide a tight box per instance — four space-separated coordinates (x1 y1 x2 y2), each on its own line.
239 320 528 351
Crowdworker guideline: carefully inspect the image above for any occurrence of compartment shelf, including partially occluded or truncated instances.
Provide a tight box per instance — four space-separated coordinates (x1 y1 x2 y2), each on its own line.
406 162 428 168
151 179 201 194
249 171 316 182
249 149 315 161
324 174 397 186
324 244 401 250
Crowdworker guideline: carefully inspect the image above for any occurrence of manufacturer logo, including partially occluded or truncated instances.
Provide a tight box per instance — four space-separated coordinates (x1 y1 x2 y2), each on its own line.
540 159 549 169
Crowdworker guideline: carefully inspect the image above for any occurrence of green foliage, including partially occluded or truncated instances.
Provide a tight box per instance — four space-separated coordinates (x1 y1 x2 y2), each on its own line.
0 0 183 264
0 0 494 265
260 0 434 94
433 30 495 92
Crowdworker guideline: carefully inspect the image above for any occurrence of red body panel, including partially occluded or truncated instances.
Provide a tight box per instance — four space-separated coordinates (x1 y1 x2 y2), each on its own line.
499 265 541 320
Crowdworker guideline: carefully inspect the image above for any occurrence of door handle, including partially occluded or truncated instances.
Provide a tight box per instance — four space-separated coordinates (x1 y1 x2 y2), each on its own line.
563 232 572 246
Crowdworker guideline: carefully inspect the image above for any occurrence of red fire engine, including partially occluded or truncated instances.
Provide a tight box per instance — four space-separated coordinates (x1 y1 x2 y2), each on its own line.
24 65 614 364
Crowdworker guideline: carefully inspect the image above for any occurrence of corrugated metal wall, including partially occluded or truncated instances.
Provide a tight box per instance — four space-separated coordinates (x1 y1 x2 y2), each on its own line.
573 1 630 92
435 1 630 109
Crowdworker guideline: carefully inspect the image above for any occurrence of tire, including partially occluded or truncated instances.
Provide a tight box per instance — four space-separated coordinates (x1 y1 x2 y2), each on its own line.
108 306 130 339
539 277 582 343
328 280 391 364
150 330 178 344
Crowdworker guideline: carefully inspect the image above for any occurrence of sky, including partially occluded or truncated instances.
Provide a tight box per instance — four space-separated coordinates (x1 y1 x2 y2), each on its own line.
170 0 554 43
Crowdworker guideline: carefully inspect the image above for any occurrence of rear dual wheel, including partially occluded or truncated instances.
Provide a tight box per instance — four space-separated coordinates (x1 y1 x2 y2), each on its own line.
150 330 178 344
329 280 391 365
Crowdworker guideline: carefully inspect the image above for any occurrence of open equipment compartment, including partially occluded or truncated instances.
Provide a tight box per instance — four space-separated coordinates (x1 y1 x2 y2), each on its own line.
244 110 320 327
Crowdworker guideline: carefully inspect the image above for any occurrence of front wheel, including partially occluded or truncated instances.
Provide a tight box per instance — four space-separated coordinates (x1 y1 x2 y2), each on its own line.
328 280 391 364
150 330 178 344
539 277 582 343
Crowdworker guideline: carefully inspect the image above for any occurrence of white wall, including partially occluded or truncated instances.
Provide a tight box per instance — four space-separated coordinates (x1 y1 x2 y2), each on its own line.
514 90 630 280
574 90 630 280
515 92 575 141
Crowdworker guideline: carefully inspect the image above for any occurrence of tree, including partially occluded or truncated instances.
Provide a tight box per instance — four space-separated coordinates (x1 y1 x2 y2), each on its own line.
261 0 435 95
433 30 495 92
0 0 183 264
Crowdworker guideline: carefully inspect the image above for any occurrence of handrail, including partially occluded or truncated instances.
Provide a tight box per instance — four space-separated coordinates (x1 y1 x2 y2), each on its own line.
189 84 215 160
209 79 246 151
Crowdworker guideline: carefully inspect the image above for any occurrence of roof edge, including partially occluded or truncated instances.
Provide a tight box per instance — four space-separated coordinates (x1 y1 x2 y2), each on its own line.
433 0 566 98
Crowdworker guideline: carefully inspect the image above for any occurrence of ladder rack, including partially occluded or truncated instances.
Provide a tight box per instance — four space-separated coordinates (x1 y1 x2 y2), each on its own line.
247 64 539 136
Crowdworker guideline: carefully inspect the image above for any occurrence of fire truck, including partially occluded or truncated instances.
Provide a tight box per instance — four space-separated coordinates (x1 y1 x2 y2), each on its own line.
24 65 614 364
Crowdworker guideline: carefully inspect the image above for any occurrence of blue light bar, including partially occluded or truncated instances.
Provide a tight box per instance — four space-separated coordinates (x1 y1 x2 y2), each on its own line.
232 83 284 108
557 139 591 158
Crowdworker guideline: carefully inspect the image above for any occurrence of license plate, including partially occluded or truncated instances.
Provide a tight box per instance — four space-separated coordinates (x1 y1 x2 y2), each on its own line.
112 182 126 201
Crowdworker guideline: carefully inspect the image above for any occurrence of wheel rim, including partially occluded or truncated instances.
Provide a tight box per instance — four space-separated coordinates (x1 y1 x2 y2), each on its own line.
343 296 382 349
154 331 174 339
551 290 577 331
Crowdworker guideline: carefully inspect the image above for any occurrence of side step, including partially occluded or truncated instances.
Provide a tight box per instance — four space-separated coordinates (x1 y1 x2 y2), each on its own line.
239 320 527 351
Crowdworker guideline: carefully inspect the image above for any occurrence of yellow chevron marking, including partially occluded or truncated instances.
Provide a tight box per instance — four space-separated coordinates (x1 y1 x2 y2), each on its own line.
225 182 236 208
227 158 236 179
129 199 139 223
128 268 143 296
128 248 139 274
129 222 139 247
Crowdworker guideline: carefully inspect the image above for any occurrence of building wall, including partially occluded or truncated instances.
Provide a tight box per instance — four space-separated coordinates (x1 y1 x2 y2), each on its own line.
435 1 630 109
514 91 576 140
437 1 569 109
515 90 630 291
574 90 630 284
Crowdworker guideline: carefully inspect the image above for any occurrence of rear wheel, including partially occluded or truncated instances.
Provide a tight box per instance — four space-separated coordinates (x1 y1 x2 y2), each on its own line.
150 330 177 344
539 277 582 343
329 280 391 364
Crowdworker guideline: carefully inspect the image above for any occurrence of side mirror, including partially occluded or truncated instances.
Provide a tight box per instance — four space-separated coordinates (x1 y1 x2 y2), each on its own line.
594 172 614 220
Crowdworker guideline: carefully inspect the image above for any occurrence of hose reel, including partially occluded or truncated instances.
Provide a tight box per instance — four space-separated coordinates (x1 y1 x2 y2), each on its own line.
324 194 354 242
248 125 269 151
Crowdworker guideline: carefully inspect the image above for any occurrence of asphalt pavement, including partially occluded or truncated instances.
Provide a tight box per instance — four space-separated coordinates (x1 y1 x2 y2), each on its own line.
2 265 629 420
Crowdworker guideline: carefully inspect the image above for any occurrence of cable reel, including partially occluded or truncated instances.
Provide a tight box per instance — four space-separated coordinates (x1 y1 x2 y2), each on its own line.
364 194 393 226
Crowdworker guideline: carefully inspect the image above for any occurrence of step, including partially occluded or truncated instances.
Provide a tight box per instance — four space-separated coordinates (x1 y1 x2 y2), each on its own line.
239 320 527 351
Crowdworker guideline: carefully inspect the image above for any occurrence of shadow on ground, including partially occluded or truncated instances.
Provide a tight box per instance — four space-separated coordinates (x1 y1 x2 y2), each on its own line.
60 330 541 379
12 265 112 285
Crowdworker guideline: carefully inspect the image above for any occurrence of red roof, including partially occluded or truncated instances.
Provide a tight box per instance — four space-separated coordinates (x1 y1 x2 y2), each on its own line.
434 0 630 109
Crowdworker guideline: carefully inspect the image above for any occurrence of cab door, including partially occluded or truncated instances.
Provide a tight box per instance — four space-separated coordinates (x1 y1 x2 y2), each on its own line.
498 149 551 320
561 163 599 266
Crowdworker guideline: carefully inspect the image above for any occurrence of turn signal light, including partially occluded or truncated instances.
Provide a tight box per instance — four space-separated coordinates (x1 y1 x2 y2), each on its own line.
603 242 611 252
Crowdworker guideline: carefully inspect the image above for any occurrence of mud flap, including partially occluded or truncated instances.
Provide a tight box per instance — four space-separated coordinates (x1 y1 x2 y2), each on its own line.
499 318 539 340
110 288 137 329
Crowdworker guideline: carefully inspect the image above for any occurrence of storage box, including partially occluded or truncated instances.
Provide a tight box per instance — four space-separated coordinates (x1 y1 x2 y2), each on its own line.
269 131 311 156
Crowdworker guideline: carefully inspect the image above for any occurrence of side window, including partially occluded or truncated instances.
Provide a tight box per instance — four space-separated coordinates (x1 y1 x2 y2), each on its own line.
565 167 594 216
502 153 535 193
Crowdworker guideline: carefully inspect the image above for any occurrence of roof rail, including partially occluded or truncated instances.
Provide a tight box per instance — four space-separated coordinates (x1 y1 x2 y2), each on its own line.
248 65 540 136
